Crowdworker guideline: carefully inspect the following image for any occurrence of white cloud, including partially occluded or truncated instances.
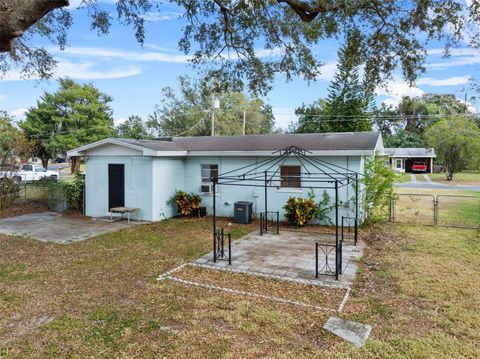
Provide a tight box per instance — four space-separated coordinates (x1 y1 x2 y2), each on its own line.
54 60 142 80
114 117 128 126
317 61 338 81
427 47 480 57
67 0 116 10
10 108 28 121
376 78 425 106
426 47 480 69
272 107 297 129
416 76 470 86
0 94 4 101
58 47 191 63
1 59 141 82
57 45 301 65
142 11 182 22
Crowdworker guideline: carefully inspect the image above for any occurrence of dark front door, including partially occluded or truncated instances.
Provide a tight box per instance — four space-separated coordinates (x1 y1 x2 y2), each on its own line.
108 164 125 210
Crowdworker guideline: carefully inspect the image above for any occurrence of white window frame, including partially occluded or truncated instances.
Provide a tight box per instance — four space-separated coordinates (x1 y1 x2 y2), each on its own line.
395 158 404 170
200 164 219 194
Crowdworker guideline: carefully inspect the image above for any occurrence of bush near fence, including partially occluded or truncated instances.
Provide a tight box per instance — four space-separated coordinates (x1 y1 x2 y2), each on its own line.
4 175 85 214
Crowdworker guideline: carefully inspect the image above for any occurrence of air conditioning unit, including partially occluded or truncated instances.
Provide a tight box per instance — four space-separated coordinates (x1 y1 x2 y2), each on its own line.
200 183 213 193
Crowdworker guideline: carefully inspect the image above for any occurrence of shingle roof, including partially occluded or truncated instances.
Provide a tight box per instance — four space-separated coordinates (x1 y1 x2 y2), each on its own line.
117 132 381 152
383 148 436 158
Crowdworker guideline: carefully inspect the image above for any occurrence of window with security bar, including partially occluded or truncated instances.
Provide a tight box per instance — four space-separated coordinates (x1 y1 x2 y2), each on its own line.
280 165 301 188
200 164 219 193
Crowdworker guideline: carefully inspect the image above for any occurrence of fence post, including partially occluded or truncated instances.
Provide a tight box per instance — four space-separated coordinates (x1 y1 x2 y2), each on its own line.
354 218 358 246
228 233 231 265
341 216 345 241
434 196 438 225
388 196 393 222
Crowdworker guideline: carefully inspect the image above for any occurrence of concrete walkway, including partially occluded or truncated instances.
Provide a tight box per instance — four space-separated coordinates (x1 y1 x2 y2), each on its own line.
196 230 364 287
0 212 135 244
423 174 432 183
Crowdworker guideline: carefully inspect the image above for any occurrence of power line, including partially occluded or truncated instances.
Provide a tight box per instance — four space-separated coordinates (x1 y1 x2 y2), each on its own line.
168 110 211 137
274 112 479 118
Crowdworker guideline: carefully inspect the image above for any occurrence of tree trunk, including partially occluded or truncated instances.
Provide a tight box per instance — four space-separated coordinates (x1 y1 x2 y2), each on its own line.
445 166 453 181
0 0 69 52
41 157 49 170
70 156 81 174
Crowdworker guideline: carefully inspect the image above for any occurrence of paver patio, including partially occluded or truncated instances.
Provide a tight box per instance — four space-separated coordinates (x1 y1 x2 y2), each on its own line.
0 212 136 243
196 229 364 287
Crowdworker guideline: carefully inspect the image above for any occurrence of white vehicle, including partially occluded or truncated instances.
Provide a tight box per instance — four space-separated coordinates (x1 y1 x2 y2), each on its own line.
0 164 59 184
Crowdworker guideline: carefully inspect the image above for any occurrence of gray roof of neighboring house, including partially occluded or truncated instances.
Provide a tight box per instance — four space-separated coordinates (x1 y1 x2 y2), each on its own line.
383 147 436 158
116 132 381 152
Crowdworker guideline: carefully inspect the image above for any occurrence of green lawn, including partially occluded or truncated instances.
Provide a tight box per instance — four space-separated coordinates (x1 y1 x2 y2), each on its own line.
429 171 480 186
1 216 479 357
393 173 412 183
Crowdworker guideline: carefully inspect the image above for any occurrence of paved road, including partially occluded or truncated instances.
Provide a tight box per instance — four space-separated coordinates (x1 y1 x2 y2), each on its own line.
395 182 480 192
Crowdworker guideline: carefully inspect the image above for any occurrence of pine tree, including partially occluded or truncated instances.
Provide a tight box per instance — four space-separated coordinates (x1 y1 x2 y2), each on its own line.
293 42 373 133
323 43 373 132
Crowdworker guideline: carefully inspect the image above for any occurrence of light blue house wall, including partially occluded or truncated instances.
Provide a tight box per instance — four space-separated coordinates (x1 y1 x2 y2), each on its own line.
182 156 364 224
74 132 375 225
85 156 153 220
151 157 185 220
84 153 365 223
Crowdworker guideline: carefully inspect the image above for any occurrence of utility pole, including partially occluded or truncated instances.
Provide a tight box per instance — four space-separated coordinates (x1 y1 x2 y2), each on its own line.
242 110 246 136
211 94 215 136
211 94 220 136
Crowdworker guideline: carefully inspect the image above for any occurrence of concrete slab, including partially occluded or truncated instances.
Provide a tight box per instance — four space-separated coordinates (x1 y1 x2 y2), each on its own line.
196 229 364 287
0 212 136 244
323 316 372 347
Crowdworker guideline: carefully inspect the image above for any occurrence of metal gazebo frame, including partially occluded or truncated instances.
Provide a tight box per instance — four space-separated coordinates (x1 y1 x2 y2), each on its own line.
211 146 361 279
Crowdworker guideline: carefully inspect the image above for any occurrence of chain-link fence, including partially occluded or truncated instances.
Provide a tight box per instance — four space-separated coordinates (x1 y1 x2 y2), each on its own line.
390 194 436 226
14 180 68 212
390 193 480 229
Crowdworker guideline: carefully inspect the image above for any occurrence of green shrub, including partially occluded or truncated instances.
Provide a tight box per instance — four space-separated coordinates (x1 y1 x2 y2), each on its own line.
283 190 332 227
169 190 202 216
61 172 85 211
360 154 395 223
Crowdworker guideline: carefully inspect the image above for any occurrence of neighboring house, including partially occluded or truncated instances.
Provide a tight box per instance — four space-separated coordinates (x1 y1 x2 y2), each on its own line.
67 132 384 222
383 148 436 173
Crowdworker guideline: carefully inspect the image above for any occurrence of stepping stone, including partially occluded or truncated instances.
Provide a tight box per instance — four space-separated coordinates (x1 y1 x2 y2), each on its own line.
323 316 372 347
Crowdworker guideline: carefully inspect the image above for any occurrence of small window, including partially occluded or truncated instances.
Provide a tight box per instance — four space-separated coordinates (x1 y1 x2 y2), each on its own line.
280 165 301 188
200 164 218 193
22 165 33 171
395 159 403 169
35 166 46 172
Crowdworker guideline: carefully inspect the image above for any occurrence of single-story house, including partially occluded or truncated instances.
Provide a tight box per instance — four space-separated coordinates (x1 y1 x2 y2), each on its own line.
383 148 436 173
67 132 385 223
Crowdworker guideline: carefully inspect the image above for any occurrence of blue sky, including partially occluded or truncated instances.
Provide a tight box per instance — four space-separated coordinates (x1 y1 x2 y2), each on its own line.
0 1 478 130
